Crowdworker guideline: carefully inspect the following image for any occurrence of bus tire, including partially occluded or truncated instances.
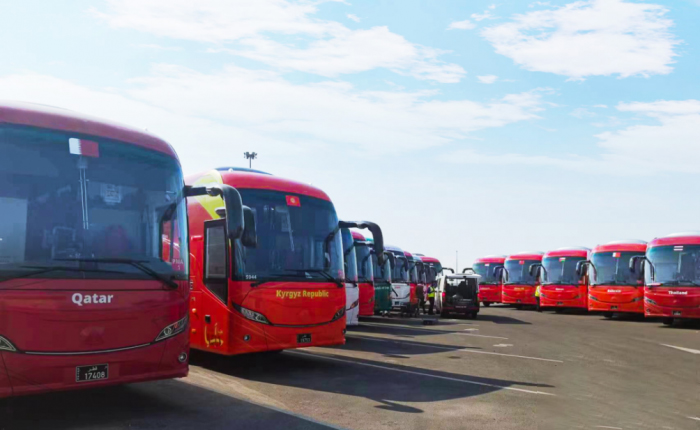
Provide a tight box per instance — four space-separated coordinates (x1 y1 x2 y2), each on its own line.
603 312 614 319
483 302 490 307
662 318 674 326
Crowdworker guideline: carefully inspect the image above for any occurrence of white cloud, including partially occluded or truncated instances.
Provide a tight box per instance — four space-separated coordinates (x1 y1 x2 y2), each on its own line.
134 43 181 51
570 107 595 118
477 75 498 84
94 0 466 83
0 69 547 173
448 19 476 30
481 0 680 79
223 27 466 83
592 104 608 108
472 11 495 21
347 14 360 23
440 99 700 175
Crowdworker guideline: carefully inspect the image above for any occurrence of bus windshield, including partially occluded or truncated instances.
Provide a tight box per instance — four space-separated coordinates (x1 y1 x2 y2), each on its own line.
355 242 373 283
646 245 700 287
504 259 540 285
473 262 502 284
408 260 419 283
391 254 409 283
341 228 358 283
591 251 644 286
234 189 344 282
372 252 391 284
542 256 586 285
0 124 188 282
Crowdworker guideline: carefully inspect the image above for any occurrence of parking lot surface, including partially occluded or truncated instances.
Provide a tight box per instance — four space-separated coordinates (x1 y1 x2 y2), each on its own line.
3 306 699 430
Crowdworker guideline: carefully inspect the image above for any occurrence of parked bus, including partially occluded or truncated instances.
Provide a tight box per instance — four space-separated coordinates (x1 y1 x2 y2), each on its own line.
386 246 411 315
473 255 506 307
186 168 347 354
372 244 392 315
500 252 544 308
631 232 700 326
583 240 647 318
402 251 421 317
420 256 443 279
353 232 374 317
532 247 590 312
409 254 427 314
340 221 384 325
341 226 360 326
0 102 216 397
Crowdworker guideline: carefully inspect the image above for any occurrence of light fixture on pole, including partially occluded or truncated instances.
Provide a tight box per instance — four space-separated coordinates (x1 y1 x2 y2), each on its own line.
244 152 258 169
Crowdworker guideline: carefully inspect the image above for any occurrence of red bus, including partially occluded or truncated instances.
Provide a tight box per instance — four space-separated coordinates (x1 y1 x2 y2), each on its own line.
500 252 544 308
186 168 347 354
534 247 590 312
409 254 427 314
632 232 700 326
420 256 443 284
0 102 200 398
351 228 386 318
473 255 506 306
585 240 647 317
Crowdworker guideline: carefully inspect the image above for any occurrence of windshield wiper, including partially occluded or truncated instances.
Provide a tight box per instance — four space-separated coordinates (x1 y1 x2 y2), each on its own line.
55 258 179 289
284 269 344 288
660 280 700 287
0 265 126 284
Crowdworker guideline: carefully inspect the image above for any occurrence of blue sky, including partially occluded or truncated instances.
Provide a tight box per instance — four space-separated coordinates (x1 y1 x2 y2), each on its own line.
1 0 699 268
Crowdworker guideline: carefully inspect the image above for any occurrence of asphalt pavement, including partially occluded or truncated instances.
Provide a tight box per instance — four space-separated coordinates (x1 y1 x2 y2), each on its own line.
2 306 699 430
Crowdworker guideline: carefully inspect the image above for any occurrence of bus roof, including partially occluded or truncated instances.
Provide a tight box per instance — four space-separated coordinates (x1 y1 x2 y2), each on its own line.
475 255 507 264
404 251 413 258
216 167 272 175
506 252 544 261
420 256 440 264
648 232 700 247
186 169 332 202
544 247 590 258
0 100 178 159
385 245 404 253
592 240 647 254
352 231 366 241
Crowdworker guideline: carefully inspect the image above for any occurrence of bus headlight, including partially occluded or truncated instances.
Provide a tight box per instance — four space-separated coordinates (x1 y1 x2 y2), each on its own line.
0 336 17 352
347 299 359 311
155 315 188 342
331 307 346 322
645 297 657 305
631 297 642 302
233 304 271 325
589 295 599 302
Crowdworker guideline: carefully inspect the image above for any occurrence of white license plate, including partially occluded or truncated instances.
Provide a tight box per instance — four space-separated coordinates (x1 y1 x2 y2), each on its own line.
76 364 108 382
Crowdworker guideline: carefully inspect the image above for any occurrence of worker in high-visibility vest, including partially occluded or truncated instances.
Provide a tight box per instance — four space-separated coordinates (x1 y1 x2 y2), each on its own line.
535 284 542 312
427 281 437 315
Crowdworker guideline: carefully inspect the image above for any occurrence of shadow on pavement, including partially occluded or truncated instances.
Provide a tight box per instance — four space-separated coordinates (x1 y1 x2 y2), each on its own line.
0 378 335 430
191 348 554 414
330 334 480 356
359 316 475 327
472 313 532 325
346 323 464 338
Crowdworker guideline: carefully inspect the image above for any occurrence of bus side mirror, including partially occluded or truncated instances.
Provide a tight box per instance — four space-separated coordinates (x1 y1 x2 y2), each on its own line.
576 260 589 278
629 256 640 274
206 184 244 241
528 264 541 277
241 206 257 248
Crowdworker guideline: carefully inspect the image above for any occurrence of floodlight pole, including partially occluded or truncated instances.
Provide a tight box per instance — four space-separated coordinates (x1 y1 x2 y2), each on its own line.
244 152 258 169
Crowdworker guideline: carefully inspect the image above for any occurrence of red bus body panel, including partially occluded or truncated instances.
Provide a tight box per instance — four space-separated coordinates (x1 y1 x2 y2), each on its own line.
502 253 542 306
588 242 647 314
186 170 346 355
475 256 505 304
358 282 375 317
540 248 589 310
0 103 187 398
645 234 700 319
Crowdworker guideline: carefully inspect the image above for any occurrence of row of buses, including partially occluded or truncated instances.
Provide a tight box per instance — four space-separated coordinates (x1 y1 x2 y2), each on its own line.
472 236 700 325
0 102 444 399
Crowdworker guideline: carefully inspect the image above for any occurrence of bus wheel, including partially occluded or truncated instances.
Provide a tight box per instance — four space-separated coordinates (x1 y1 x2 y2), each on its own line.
603 312 614 319
662 318 674 326
514 304 523 310
483 302 491 307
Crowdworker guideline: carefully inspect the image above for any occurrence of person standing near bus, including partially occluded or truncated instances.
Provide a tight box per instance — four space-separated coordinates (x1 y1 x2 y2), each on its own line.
535 284 542 312
428 281 437 315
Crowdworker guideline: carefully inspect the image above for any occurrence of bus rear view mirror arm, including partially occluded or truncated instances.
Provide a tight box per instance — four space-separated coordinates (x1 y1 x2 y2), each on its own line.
206 184 244 241
529 263 544 278
241 206 257 248
339 220 385 265
576 260 593 278
462 267 475 274
629 255 653 279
